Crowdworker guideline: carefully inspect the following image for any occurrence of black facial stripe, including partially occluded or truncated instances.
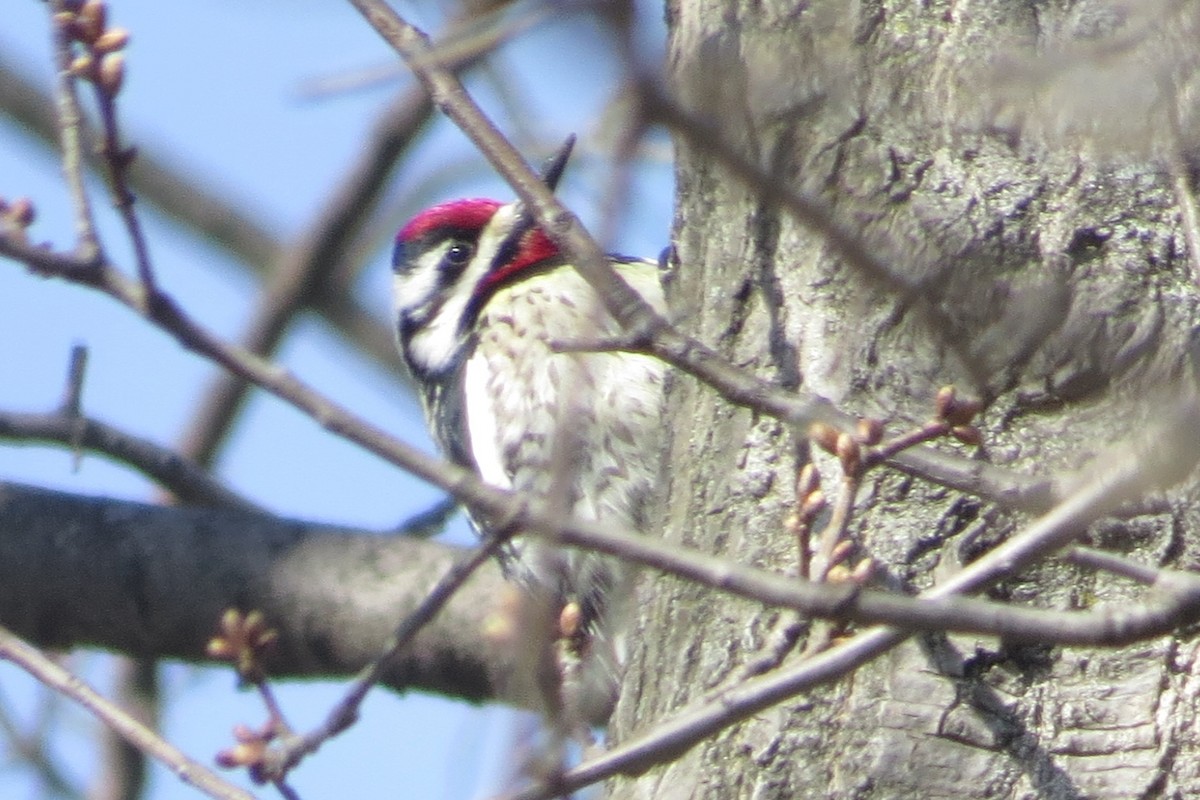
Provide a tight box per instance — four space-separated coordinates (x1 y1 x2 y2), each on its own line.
391 237 410 273
436 241 475 286
396 310 422 344
489 211 533 279
396 308 466 381
459 252 565 337
393 227 483 274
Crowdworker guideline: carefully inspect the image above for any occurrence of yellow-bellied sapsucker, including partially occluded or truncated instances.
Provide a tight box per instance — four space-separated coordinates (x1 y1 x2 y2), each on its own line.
391 174 667 723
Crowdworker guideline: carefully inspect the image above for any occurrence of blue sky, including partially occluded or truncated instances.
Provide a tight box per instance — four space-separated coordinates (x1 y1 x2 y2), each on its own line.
0 2 671 797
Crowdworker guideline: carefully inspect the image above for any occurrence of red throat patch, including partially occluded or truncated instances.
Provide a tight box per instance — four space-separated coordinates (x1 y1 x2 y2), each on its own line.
479 228 560 293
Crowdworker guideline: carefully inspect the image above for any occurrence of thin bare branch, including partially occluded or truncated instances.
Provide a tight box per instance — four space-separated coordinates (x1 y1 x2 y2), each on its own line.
90 56 159 293
0 625 253 800
173 12 492 470
47 2 100 260
58 343 89 469
172 84 429 468
343 0 1065 518
262 534 506 781
0 52 399 376
6 222 1199 660
501 409 1200 799
1063 545 1163 586
59 342 88 417
0 408 261 512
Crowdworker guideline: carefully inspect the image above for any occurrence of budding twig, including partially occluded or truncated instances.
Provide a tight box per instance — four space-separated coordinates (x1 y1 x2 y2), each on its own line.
0 625 252 800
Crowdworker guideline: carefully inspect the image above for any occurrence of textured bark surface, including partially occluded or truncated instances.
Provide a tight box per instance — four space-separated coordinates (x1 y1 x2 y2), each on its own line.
612 2 1200 798
0 481 525 707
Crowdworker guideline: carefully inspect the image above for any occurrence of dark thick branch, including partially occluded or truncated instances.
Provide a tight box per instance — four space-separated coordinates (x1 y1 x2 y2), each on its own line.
5 423 1200 686
0 481 515 708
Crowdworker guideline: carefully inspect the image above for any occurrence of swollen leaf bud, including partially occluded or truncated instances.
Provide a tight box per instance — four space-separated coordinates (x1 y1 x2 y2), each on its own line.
98 53 125 95
78 0 106 43
68 54 94 78
799 488 826 521
559 601 583 639
851 557 876 585
943 396 982 427
9 197 35 227
951 425 983 446
93 27 129 54
53 12 79 37
829 540 855 567
934 385 957 420
809 422 840 455
797 462 820 497
826 564 853 583
856 417 883 445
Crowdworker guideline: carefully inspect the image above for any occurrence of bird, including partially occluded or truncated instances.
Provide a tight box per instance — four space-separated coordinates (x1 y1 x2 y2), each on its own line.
390 144 668 726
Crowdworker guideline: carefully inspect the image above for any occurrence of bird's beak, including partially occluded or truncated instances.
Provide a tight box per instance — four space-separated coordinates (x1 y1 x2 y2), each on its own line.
504 134 577 253
540 134 576 192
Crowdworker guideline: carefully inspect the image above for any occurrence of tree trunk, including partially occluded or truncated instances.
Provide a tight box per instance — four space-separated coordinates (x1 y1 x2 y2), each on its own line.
613 1 1200 798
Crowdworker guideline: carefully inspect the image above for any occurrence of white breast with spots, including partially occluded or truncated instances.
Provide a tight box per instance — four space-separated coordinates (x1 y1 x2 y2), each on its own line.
461 261 667 608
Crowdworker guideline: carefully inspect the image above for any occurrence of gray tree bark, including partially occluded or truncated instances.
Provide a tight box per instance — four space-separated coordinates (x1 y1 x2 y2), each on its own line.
612 2 1200 798
0 481 525 707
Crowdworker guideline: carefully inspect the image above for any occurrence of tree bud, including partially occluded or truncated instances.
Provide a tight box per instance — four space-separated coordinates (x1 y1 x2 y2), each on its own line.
99 52 125 95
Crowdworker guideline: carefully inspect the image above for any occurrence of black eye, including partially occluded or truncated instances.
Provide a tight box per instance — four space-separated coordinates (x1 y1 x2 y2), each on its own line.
445 241 474 267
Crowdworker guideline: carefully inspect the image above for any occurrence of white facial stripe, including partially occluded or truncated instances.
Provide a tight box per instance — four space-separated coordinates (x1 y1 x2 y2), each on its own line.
392 244 447 318
470 202 520 283
393 202 522 375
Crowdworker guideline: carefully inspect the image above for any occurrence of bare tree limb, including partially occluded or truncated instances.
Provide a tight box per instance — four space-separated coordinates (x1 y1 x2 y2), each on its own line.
502 400 1200 799
0 52 399 374
0 480 513 705
0 626 253 800
0 408 262 512
1063 545 1164 585
172 80 440 469
47 4 100 259
343 0 1072 519
11 138 1200 650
